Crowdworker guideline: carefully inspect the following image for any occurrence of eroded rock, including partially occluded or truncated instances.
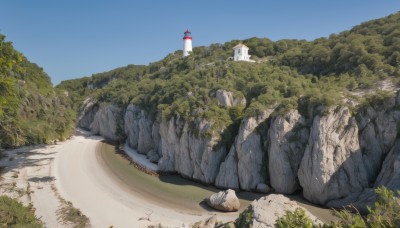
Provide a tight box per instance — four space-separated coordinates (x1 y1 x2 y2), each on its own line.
268 110 308 194
298 107 369 205
236 109 273 191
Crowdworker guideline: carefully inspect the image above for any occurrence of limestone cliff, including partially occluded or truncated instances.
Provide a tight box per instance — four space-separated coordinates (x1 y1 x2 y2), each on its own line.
77 91 400 211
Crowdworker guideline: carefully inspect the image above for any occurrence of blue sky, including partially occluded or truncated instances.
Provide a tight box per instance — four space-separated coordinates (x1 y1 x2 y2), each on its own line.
0 1 399 85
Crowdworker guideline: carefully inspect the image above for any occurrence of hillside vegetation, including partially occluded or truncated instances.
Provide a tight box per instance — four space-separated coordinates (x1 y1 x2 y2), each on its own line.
0 35 75 148
58 12 400 134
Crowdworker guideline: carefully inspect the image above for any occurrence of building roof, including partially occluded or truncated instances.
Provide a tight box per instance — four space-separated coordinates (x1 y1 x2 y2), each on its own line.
233 43 249 49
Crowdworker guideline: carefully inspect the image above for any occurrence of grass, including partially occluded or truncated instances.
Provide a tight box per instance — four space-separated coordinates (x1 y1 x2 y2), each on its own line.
51 184 90 227
0 195 43 227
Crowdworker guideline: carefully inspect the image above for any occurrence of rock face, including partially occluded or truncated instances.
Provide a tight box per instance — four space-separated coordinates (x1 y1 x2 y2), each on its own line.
124 105 154 154
236 110 272 191
215 145 239 189
206 189 240 212
357 96 400 184
158 117 226 184
374 140 400 190
268 110 308 194
90 104 124 141
298 107 369 205
76 91 400 211
247 194 321 228
77 97 99 130
215 89 246 107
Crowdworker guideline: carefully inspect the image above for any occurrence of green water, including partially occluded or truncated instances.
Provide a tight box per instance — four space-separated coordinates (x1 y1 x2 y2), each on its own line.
98 142 262 212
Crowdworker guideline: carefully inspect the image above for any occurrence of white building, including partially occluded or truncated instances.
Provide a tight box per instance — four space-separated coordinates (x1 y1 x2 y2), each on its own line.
183 29 192 57
233 43 254 62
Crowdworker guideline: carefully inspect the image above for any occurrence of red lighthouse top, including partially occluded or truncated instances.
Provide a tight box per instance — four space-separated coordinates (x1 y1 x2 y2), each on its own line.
183 29 192 40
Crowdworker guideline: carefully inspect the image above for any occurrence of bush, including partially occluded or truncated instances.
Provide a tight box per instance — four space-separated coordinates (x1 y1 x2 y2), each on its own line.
234 207 253 228
0 195 43 227
274 187 400 228
276 208 316 228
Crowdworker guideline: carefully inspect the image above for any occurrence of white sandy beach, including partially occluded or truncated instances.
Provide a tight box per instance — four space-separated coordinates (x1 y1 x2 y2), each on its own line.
54 131 221 227
0 130 236 227
0 129 337 227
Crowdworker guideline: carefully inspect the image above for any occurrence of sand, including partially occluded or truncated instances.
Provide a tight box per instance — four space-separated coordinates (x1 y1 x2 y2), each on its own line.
54 130 228 227
0 129 338 227
0 142 67 227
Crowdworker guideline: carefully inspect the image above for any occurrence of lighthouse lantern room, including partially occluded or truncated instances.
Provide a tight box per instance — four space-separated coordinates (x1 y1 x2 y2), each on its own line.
183 29 192 57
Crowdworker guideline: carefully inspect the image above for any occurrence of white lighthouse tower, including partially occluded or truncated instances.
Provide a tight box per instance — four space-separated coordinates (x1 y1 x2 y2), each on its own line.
182 29 192 57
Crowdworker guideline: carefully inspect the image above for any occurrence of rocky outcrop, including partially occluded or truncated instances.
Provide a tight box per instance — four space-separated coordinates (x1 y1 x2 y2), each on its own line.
298 107 369 205
77 97 99 130
236 109 272 191
246 194 321 228
206 189 240 212
90 104 124 141
268 110 308 194
215 89 246 107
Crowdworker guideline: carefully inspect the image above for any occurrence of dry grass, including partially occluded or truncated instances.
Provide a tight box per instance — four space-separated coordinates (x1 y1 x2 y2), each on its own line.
51 184 90 227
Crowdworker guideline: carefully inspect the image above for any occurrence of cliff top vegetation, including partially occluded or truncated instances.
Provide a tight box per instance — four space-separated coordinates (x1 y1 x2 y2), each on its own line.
58 12 400 133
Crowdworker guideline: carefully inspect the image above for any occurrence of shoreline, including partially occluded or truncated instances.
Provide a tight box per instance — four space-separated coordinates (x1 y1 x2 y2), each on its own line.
0 130 339 226
54 131 238 227
97 140 252 215
100 139 339 223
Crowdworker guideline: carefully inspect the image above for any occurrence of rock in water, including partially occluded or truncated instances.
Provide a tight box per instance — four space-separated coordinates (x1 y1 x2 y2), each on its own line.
206 189 240 212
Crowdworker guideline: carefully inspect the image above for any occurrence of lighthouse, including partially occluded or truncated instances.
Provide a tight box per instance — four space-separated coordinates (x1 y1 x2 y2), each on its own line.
182 29 192 57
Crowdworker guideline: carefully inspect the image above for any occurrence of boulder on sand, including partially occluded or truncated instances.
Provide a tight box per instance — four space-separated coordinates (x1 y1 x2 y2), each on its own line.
206 189 240 212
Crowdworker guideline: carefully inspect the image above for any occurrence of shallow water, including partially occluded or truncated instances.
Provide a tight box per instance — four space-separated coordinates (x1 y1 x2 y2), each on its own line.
98 141 339 222
98 141 262 213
